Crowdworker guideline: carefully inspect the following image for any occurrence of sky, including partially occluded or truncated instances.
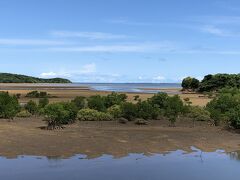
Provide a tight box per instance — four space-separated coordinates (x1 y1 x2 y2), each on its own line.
1 0 240 82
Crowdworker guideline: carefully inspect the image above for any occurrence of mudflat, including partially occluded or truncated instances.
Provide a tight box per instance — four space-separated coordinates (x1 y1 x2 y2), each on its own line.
0 117 239 158
0 83 211 106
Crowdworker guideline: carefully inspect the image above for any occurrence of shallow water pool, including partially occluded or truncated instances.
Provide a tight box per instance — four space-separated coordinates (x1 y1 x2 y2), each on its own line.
0 148 240 180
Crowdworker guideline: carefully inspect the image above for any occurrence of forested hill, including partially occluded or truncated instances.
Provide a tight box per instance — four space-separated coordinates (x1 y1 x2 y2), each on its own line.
0 73 72 83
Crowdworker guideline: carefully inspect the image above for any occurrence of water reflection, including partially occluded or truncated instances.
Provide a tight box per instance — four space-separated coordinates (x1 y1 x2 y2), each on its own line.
0 148 240 180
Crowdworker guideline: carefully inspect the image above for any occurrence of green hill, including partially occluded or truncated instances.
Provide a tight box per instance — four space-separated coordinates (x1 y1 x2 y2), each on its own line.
0 73 72 83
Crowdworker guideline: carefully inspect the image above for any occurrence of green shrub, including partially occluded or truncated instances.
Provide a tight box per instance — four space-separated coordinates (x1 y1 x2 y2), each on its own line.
77 108 113 121
71 96 86 110
60 102 78 124
26 91 50 98
104 92 127 108
227 106 240 129
187 106 211 121
38 97 49 109
26 91 39 98
43 102 76 129
87 95 106 112
148 92 168 109
120 102 137 121
182 77 200 90
136 101 160 120
0 92 20 119
165 95 184 126
16 110 32 118
25 100 38 115
107 105 122 118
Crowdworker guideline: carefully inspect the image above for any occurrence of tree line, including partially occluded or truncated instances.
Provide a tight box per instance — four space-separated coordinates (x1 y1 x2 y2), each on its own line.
182 73 240 92
1 89 240 130
0 73 71 83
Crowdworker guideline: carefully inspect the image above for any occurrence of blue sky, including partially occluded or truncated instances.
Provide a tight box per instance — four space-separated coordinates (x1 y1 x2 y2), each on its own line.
1 0 240 82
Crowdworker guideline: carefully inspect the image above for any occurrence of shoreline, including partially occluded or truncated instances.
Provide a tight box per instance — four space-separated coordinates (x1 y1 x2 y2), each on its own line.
0 83 211 106
0 118 239 158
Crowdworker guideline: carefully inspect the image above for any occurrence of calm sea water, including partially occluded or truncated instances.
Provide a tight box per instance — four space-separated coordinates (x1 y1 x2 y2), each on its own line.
1 148 240 180
76 83 181 93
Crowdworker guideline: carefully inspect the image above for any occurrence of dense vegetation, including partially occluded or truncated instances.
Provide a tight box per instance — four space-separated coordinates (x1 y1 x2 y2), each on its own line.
182 73 240 92
1 88 240 130
0 73 71 83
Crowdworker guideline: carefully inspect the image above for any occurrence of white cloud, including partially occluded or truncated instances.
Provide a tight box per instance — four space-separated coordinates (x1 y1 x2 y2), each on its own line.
0 39 67 46
153 76 166 81
40 63 96 79
200 25 235 37
106 19 153 26
51 31 129 40
40 71 71 78
40 72 57 77
49 43 173 53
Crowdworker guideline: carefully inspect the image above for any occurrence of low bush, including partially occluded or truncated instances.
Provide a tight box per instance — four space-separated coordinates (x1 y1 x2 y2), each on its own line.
16 110 32 118
187 106 211 122
0 92 20 119
25 100 38 115
71 96 86 110
120 102 137 121
107 105 122 118
43 102 77 129
77 108 113 121
26 91 50 98
87 95 106 112
164 95 184 126
104 92 127 108
206 90 240 126
136 101 160 120
38 97 49 109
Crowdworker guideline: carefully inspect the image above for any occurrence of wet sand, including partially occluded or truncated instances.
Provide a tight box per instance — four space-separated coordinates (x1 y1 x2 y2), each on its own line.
0 118 239 158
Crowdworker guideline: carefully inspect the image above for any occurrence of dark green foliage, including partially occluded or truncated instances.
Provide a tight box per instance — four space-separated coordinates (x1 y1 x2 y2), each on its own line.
104 92 127 108
87 95 106 112
15 93 21 99
148 92 168 109
25 100 38 115
60 102 78 124
71 96 86 110
182 77 200 90
0 73 71 83
206 89 240 127
164 95 184 126
120 102 137 121
0 92 20 119
136 101 160 120
199 74 240 92
43 102 77 129
38 97 49 109
43 103 69 129
26 91 50 98
187 106 211 122
134 95 140 101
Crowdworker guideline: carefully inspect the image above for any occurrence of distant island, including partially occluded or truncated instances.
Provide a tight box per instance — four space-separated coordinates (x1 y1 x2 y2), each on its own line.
0 73 72 83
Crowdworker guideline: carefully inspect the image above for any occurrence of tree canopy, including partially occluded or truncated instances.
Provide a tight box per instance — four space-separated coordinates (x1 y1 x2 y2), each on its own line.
0 73 71 83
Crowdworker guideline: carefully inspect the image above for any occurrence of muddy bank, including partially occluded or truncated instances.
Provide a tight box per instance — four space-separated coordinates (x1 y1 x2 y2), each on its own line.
0 118 239 158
